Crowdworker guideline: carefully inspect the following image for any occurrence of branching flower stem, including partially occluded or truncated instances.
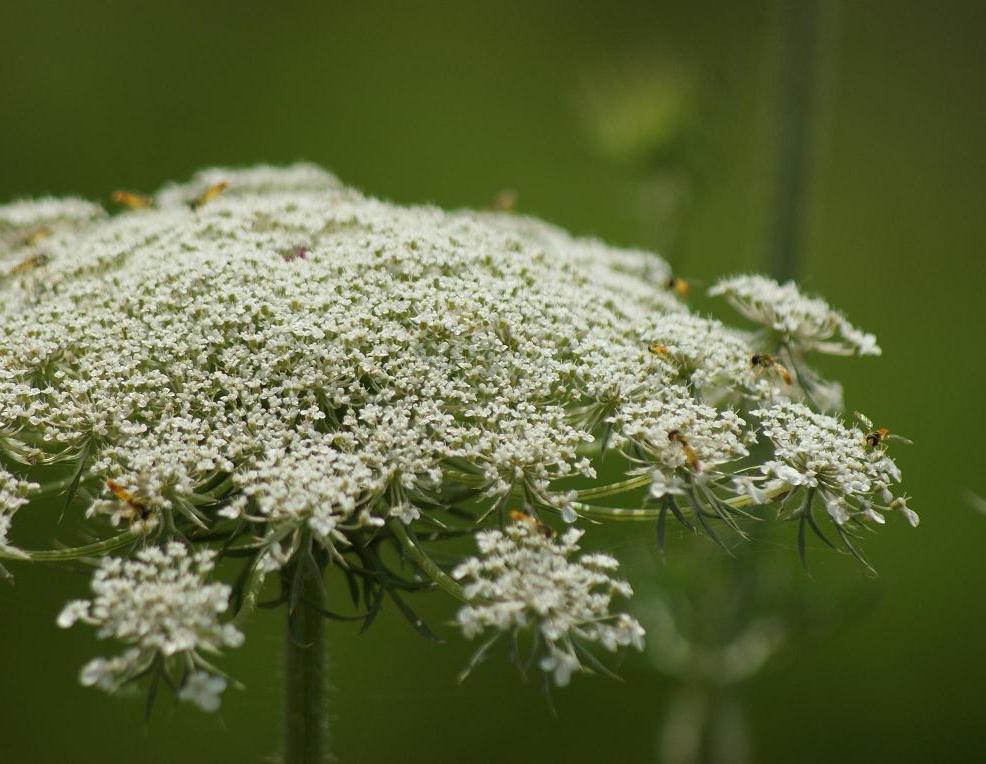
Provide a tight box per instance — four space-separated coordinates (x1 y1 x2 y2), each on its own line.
572 483 793 523
573 474 652 501
385 483 797 611
0 529 141 561
389 519 469 603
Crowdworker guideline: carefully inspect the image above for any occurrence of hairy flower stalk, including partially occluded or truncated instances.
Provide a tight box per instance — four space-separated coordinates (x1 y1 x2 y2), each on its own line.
0 166 914 756
283 551 331 764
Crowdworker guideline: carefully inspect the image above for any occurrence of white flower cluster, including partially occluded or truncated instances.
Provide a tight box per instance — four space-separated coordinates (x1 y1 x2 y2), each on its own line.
607 386 750 483
57 542 242 709
710 275 880 356
0 164 686 556
754 402 916 527
453 517 644 685
0 469 37 558
639 313 764 397
0 164 913 705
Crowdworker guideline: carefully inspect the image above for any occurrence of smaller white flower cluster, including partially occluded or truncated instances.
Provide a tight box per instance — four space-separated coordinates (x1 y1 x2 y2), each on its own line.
710 275 880 356
178 671 229 713
57 542 243 710
453 517 644 686
606 386 750 495
639 312 765 398
0 469 37 558
754 402 916 527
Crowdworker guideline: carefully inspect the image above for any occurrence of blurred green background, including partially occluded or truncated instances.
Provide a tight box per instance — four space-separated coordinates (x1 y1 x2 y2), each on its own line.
2 1 985 762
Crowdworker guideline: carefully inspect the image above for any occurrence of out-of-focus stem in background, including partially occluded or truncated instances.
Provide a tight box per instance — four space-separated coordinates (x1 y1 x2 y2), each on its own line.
654 3 837 763
765 0 835 283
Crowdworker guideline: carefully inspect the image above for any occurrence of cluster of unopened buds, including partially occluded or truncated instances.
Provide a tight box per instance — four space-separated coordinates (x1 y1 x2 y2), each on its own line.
0 165 914 711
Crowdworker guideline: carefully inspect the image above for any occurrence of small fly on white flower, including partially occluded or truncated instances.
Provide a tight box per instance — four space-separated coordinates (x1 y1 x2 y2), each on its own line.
488 188 518 212
9 252 49 274
750 352 793 386
20 226 52 246
109 190 153 209
853 412 913 449
105 479 152 524
509 509 554 538
665 275 689 298
191 180 229 208
667 429 700 472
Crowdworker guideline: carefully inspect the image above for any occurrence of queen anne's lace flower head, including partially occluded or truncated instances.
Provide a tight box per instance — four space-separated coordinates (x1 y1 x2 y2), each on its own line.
57 542 242 709
754 402 915 528
710 275 880 356
606 386 751 500
640 313 768 398
0 470 37 559
0 164 913 708
0 512 17 561
453 517 644 685
0 164 691 552
178 672 228 713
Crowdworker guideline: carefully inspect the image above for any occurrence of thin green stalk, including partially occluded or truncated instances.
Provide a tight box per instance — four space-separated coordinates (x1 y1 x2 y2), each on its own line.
573 474 651 501
0 530 140 561
284 562 331 764
765 0 826 282
232 556 268 628
574 503 665 523
573 483 792 524
389 519 468 602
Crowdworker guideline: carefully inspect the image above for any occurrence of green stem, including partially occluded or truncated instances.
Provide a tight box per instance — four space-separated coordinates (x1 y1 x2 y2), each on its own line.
283 562 331 764
575 503 664 522
573 483 792 523
232 557 268 629
0 530 140 561
389 519 468 603
574 474 651 501
765 0 826 281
